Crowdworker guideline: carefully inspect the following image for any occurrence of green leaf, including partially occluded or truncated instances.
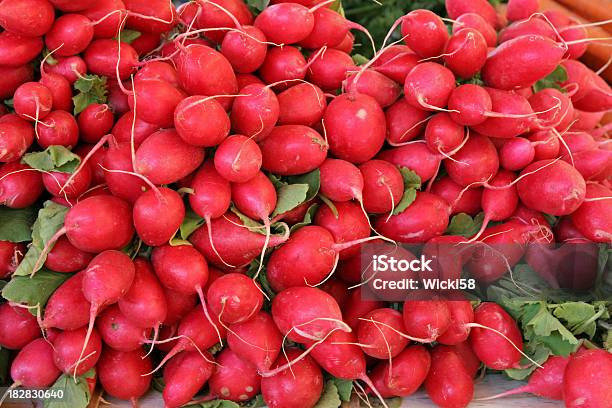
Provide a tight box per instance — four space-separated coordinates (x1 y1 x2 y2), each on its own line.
392 188 416 215
272 184 310 217
0 347 9 384
243 395 266 408
171 208 204 245
152 376 165 393
287 169 321 202
2 270 70 311
505 347 550 380
22 146 81 173
194 400 240 408
44 369 95 408
290 203 319 233
318 194 338 218
533 65 568 93
398 167 421 189
114 29 141 44
245 0 269 12
352 53 369 65
229 206 266 235
553 302 609 338
42 49 58 66
313 380 342 408
0 206 37 242
330 378 353 402
13 201 69 276
330 0 344 16
4 98 13 108
72 75 108 115
391 167 421 215
445 212 484 237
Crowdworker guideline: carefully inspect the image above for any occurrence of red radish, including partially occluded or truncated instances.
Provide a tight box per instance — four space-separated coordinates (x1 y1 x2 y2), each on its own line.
107 79 130 115
480 355 569 401
53 327 102 375
305 48 355 91
430 177 482 215
442 342 480 377
344 70 401 108
319 158 363 202
272 286 346 343
299 7 348 49
528 130 560 160
277 82 327 126
258 46 308 88
401 9 449 59
260 125 328 175
500 137 536 171
163 287 197 326
78 104 114 144
453 13 497 47
36 110 80 149
194 0 254 43
374 345 431 397
0 303 40 350
214 135 262 183
517 159 586 216
221 26 268 73
0 64 33 100
470 170 519 240
507 0 539 21
163 350 214 408
561 24 588 59
102 141 149 203
359 160 404 214
448 84 493 126
237 73 264 88
174 96 230 147
371 45 419 84
469 302 523 370
334 31 354 52
323 93 386 164
97 348 152 404
425 346 474 408
175 44 238 109
231 83 280 140
374 192 450 243
0 0 55 37
385 98 429 146
45 236 94 273
436 301 474 345
135 61 179 86
254 3 314 44
152 244 208 295
377 144 439 184
402 295 451 342
190 212 288 269
444 28 488 79
499 18 556 43
357 308 409 359
209 348 261 402
10 338 60 388
0 240 25 278
404 63 456 111
0 162 43 208
43 56 87 84
128 79 185 128
81 0 126 39
112 111 159 147
445 0 498 28
118 258 168 329
343 288 385 330
135 129 205 184
425 112 465 155
227 311 282 371
571 183 612 243
446 133 499 187
261 349 323 408
207 273 263 324
563 349 612 408
13 82 52 121
482 35 566 90
0 115 35 163
529 88 574 130
45 14 94 56
133 187 185 247
84 39 139 80
97 305 151 351
472 88 534 138
0 32 43 67
42 272 91 331
316 200 370 259
124 0 177 34
39 69 72 112
49 0 95 11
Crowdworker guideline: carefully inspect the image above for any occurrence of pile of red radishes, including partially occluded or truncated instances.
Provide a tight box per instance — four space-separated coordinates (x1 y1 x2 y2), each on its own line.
0 0 611 406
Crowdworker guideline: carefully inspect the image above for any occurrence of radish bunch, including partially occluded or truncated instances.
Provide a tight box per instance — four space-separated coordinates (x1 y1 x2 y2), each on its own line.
0 0 611 407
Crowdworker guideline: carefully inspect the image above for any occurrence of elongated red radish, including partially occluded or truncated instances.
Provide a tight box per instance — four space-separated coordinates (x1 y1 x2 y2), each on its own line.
84 39 139 80
472 88 534 138
174 95 230 147
13 82 52 121
563 349 612 408
306 48 355 91
277 82 326 126
221 25 268 73
45 14 94 57
258 46 309 88
0 115 35 163
402 295 451 342
314 200 370 259
571 183 612 243
254 3 315 44
227 311 282 371
208 348 260 402
453 13 497 47
374 345 431 397
36 110 80 149
436 301 474 345
424 112 465 156
151 244 208 295
45 235 94 273
231 83 280 140
357 308 409 359
0 303 40 350
163 350 214 408
102 141 148 203
344 69 401 108
194 0 253 43
0 32 43 67
214 135 262 183
431 176 482 215
97 348 152 405
444 28 488 79
499 18 557 44
319 158 364 202
127 79 184 128
260 125 328 175
10 338 60 388
343 288 385 330
53 327 102 375
0 241 25 279
401 9 449 59
299 7 348 49
506 0 539 21
445 133 499 187
358 160 404 214
500 137 536 171
81 0 127 39
124 0 177 34
0 162 43 208
133 187 185 247
207 273 263 324
323 92 385 164
404 63 456 111
163 287 197 326
445 0 498 28
425 346 474 408
371 45 419 84
0 65 33 100
111 111 159 148
42 272 91 331
0 0 55 37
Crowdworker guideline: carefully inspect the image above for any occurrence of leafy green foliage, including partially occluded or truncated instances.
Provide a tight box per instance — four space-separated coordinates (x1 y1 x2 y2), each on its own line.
313 380 342 408
245 0 269 14
271 169 320 217
0 206 37 242
2 270 70 312
533 65 568 93
393 167 422 215
114 29 141 44
290 203 319 233
22 146 81 173
446 212 485 237
72 75 108 115
13 201 68 276
170 208 205 246
191 399 240 408
44 369 95 408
